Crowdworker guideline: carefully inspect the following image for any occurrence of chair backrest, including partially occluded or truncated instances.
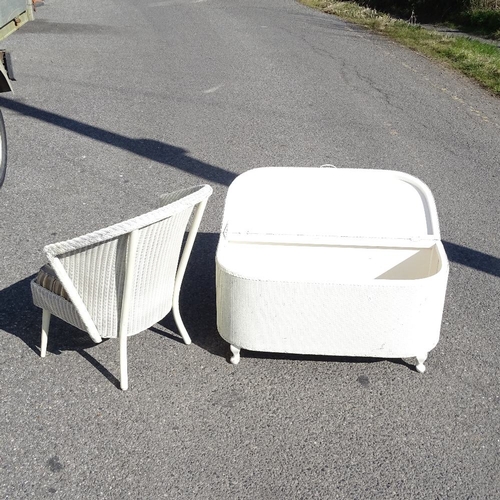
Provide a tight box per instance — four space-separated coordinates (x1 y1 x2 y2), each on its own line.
44 185 212 339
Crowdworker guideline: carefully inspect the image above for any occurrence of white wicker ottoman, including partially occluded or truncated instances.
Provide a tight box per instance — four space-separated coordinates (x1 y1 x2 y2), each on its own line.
216 167 449 373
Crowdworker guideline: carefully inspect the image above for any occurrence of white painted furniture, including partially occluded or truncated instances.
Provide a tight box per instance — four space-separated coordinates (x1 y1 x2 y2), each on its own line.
31 184 212 390
216 167 449 372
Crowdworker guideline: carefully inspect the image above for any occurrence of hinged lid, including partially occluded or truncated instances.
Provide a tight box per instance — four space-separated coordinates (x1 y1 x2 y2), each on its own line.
222 167 441 247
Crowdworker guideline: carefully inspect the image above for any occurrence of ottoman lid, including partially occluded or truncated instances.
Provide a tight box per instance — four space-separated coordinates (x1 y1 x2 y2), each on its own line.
221 167 442 247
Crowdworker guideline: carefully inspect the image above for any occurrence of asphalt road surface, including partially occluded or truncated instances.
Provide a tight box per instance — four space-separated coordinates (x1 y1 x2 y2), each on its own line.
1 0 499 498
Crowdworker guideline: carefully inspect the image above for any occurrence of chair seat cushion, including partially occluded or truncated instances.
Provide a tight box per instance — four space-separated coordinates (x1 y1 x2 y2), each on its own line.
36 264 70 301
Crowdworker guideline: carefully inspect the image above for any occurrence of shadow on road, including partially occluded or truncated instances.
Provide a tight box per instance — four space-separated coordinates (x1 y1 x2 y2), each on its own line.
1 96 499 380
443 241 500 278
1 235 498 381
0 234 224 380
0 96 237 187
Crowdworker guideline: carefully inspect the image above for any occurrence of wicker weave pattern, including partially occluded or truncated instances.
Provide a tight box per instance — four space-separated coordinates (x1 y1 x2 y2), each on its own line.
31 281 87 332
125 209 191 336
216 168 449 371
31 185 212 341
216 265 446 358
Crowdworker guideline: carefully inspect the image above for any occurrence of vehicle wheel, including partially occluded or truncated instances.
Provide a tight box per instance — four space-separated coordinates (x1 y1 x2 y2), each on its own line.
0 108 7 189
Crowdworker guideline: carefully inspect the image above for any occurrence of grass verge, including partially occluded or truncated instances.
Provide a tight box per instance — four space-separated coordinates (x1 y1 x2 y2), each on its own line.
298 0 500 95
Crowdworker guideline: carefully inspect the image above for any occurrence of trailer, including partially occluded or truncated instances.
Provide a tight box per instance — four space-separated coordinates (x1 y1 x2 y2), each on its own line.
0 0 34 188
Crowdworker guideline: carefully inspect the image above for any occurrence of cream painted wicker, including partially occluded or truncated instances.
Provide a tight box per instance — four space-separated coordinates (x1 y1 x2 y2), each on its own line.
31 184 212 390
216 167 449 372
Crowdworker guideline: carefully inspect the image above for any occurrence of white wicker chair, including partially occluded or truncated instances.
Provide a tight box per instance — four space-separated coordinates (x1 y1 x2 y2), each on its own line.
31 184 212 390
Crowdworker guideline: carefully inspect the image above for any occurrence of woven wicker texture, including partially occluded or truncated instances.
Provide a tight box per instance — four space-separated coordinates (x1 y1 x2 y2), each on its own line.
32 281 87 332
31 184 212 342
216 265 446 358
216 168 448 368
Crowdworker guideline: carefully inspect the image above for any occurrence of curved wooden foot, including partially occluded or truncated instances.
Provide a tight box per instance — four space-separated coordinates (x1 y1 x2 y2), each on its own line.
416 353 428 374
230 345 241 365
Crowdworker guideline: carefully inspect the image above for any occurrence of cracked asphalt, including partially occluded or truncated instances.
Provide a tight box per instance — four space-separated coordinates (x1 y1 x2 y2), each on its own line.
0 0 499 498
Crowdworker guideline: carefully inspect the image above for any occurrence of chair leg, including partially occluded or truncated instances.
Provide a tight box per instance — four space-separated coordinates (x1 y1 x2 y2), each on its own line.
41 309 51 357
171 199 208 346
172 302 192 345
120 330 128 391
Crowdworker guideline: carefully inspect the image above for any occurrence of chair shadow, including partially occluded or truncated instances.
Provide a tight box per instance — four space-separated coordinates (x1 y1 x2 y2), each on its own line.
0 275 118 387
0 233 225 386
155 232 227 357
76 347 120 388
0 275 45 355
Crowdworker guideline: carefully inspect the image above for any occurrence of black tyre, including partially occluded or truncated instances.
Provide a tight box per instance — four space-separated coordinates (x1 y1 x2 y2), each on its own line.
0 108 6 189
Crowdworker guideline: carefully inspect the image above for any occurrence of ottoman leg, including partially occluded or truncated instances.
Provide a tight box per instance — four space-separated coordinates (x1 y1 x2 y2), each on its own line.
230 345 241 365
416 353 428 373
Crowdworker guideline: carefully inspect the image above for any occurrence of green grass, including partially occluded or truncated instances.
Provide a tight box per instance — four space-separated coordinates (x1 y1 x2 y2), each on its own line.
299 1 500 95
454 9 500 39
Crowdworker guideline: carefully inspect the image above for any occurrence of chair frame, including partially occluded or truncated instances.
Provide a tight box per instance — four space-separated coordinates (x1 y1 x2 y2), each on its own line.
33 185 212 390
